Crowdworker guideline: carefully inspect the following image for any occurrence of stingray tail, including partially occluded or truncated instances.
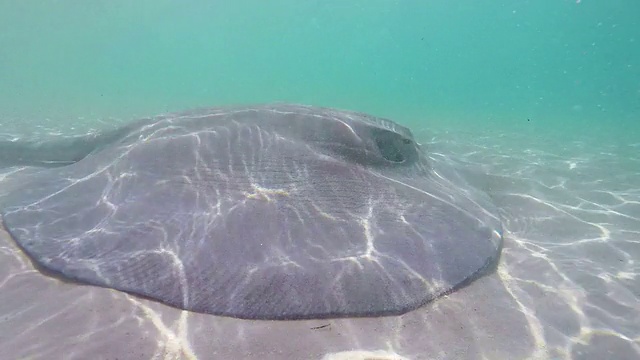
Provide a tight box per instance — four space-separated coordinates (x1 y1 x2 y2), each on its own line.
0 122 140 169
0 135 101 168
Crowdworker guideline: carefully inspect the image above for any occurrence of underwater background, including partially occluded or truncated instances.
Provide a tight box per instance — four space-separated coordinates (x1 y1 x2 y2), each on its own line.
1 0 638 142
1 1 639 359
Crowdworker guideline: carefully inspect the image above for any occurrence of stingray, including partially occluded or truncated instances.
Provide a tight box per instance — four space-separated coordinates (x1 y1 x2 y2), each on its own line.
0 104 503 320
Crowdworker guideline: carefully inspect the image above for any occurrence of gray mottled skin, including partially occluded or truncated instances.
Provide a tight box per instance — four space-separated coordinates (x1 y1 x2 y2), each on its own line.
0 104 503 320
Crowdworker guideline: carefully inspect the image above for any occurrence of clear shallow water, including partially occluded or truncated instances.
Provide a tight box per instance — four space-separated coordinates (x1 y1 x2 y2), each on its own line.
1 1 639 134
0 1 639 360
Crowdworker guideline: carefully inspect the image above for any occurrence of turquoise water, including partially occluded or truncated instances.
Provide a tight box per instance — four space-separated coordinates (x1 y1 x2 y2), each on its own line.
1 1 638 141
1 2 639 359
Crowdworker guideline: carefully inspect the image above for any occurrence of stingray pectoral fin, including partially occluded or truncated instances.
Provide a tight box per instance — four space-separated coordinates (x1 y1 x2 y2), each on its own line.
1 104 503 320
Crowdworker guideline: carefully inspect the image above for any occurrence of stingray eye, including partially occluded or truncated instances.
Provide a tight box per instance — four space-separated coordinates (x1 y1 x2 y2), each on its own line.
402 138 412 145
375 135 405 163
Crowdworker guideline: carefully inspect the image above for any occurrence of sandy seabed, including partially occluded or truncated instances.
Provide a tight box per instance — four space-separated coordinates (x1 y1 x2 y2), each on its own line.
0 126 638 360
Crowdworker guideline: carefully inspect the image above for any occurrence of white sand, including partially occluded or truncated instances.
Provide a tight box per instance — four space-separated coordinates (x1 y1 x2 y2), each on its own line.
1 127 638 360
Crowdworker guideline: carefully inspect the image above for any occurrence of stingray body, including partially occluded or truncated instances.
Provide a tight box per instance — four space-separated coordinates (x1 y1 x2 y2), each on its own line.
0 104 502 320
